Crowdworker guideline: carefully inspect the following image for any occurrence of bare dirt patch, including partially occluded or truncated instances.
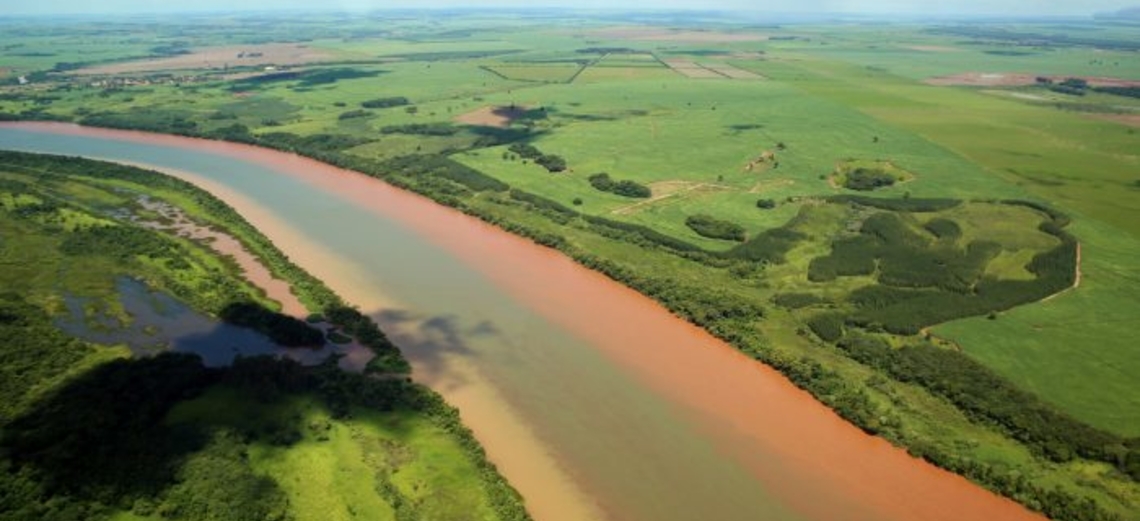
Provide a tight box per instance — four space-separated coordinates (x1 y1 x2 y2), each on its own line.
748 179 795 194
1094 113 1140 128
611 180 731 215
662 59 725 79
703 63 764 79
71 43 337 76
454 105 529 128
743 150 777 172
926 72 1140 88
1005 91 1049 101
586 27 769 43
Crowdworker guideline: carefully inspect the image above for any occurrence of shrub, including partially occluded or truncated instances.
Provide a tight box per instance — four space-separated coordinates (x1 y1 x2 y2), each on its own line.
844 168 897 191
685 214 746 242
807 313 845 342
588 173 651 199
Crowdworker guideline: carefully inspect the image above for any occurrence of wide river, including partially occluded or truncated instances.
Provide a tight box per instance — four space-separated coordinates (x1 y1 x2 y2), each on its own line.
0 123 1045 521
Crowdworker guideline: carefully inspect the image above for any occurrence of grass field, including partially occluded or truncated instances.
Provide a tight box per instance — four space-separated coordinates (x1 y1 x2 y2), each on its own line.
2 12 1139 520
167 388 502 521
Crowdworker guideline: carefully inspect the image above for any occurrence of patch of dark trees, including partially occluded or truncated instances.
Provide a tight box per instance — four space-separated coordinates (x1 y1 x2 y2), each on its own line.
80 110 199 135
218 302 324 347
338 109 372 120
233 67 385 92
587 173 650 197
827 194 961 212
843 167 897 191
1037 77 1140 99
361 96 410 109
685 214 746 242
322 305 408 374
382 154 509 193
508 143 568 173
725 227 804 263
807 209 1076 335
380 122 460 136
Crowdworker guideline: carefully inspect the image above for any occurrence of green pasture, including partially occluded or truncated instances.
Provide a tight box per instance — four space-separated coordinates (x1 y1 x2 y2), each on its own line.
937 215 1140 436
167 388 502 521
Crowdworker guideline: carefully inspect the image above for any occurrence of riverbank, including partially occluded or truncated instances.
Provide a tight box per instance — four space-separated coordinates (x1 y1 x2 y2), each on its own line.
0 122 1051 521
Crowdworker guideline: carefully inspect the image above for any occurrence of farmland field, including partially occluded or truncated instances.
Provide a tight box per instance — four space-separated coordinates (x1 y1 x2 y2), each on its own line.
2 9 1139 521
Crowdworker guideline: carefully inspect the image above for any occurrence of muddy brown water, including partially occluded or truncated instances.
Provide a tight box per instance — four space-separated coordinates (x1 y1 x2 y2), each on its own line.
0 122 1046 521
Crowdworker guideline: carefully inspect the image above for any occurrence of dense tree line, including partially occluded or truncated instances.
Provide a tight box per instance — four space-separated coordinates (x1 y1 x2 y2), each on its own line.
337 109 372 120
218 302 324 347
826 194 961 212
507 143 568 173
685 214 746 242
382 154 509 192
587 173 651 198
79 111 199 136
257 131 370 152
725 226 804 264
380 122 460 136
361 96 410 108
837 334 1139 478
534 154 567 172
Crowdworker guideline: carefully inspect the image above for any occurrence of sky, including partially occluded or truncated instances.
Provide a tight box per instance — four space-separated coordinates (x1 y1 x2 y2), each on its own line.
2 0 1136 17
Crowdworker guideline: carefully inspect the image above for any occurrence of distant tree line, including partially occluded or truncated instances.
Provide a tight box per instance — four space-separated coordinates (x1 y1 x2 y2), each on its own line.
380 122 459 136
361 96 410 108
